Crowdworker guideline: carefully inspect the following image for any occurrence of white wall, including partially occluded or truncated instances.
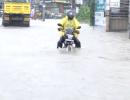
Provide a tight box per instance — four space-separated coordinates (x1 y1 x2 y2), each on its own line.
95 0 106 26
106 0 120 9
95 12 105 26
95 0 121 26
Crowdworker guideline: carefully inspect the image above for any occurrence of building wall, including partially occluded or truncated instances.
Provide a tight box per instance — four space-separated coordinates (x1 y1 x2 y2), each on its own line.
95 0 127 27
105 0 129 31
95 0 106 26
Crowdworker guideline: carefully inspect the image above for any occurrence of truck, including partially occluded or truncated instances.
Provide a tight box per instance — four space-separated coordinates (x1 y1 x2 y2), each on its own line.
2 0 31 26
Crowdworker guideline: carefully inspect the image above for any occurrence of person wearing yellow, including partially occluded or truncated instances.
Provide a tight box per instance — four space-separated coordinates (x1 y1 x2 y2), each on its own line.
57 10 81 48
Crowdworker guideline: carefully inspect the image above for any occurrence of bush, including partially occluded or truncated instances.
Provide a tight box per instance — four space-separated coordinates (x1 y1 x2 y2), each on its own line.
76 5 90 24
77 0 95 26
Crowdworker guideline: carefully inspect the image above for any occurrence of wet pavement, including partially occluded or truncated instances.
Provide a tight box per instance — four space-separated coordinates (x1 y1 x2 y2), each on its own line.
0 19 130 100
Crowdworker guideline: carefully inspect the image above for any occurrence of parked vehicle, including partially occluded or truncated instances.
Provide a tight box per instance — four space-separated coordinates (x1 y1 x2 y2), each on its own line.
2 0 31 26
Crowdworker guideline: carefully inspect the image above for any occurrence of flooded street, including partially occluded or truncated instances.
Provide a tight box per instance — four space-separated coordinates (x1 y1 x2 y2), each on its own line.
0 19 130 100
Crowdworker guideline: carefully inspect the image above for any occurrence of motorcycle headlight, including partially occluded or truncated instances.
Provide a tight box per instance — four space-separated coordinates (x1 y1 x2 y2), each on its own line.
67 34 73 39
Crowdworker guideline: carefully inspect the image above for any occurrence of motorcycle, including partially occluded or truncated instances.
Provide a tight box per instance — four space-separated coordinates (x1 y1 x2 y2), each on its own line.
58 23 81 52
64 28 75 51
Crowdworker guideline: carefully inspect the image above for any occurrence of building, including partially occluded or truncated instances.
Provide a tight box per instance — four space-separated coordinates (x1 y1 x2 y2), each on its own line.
44 0 83 18
44 0 71 18
82 0 89 5
95 0 106 26
94 0 129 32
105 0 129 31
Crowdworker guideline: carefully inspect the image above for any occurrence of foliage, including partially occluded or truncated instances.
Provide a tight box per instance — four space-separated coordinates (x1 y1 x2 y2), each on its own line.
76 5 90 24
76 0 95 26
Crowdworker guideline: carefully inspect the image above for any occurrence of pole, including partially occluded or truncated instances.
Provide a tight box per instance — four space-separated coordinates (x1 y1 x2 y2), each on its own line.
90 0 95 26
72 0 76 14
42 0 45 21
129 0 130 38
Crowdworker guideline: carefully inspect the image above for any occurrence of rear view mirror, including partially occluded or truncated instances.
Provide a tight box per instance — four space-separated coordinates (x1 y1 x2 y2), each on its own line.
57 23 63 27
58 28 63 31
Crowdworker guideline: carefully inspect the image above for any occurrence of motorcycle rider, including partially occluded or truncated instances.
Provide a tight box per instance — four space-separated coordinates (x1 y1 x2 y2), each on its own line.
57 10 81 48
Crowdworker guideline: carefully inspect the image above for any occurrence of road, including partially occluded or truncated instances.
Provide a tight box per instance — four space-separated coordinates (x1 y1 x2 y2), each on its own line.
0 18 130 100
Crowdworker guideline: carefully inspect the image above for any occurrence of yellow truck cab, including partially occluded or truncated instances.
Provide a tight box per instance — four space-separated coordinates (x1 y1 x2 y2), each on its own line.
2 0 31 26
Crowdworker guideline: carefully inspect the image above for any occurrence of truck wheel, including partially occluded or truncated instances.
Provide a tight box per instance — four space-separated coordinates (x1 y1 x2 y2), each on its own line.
24 22 30 27
2 21 8 27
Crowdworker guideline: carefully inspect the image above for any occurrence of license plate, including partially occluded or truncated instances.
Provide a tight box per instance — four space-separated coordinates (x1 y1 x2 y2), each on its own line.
12 17 23 20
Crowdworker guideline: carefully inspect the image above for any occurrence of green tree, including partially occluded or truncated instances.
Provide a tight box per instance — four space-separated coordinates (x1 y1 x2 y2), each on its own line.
76 5 90 23
77 0 95 26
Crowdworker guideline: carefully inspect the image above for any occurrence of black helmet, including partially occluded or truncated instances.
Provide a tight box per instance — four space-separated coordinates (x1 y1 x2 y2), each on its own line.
67 11 74 20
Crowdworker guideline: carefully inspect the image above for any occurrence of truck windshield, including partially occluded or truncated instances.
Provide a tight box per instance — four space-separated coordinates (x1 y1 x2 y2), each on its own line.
6 0 30 2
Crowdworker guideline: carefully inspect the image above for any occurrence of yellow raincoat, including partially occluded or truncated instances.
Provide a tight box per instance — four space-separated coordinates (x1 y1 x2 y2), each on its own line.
58 16 80 37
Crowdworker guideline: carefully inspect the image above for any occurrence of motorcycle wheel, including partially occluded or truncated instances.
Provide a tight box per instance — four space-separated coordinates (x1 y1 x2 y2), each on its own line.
67 45 71 52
